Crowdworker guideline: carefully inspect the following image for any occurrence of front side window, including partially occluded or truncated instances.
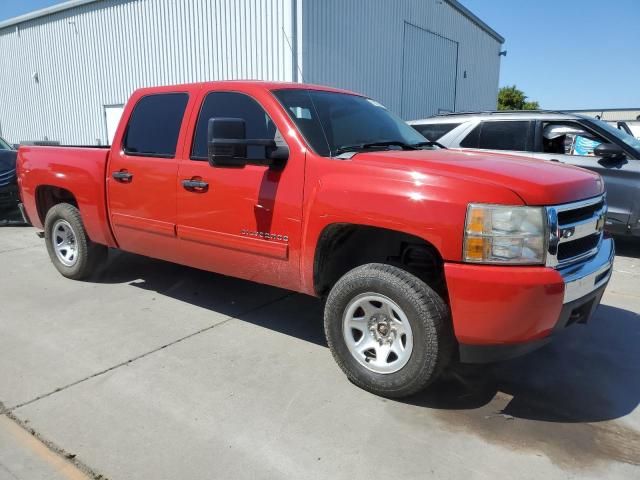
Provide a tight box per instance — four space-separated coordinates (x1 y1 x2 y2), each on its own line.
542 122 606 156
461 121 531 151
413 123 461 141
123 93 189 158
191 91 279 160
273 89 426 157
0 137 11 150
590 118 640 154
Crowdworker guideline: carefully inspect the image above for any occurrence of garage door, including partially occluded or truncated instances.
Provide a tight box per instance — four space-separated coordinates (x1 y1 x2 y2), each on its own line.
401 23 458 120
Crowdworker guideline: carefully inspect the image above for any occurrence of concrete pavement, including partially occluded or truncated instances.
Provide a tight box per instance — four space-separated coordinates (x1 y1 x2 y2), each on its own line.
1 225 638 479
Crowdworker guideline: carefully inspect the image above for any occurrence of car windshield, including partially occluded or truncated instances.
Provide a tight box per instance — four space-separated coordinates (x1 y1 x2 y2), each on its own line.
590 118 640 153
0 137 11 150
272 89 428 157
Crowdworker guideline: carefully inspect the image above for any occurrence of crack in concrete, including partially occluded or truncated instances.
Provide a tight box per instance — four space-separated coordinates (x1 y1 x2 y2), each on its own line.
0 245 40 255
1 292 294 480
7 292 294 413
1 412 103 480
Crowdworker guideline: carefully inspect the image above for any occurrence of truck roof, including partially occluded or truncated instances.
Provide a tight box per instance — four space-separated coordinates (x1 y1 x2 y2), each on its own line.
132 80 360 97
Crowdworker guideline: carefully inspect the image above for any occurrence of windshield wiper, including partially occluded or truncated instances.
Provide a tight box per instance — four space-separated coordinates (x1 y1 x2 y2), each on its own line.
410 141 447 150
334 141 418 155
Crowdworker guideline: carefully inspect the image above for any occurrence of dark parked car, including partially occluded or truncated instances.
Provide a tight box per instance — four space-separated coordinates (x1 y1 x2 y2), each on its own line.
0 137 19 210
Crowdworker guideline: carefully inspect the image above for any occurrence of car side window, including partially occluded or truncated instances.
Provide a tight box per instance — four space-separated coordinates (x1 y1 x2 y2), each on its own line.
460 123 481 148
191 91 278 160
123 93 189 158
542 122 606 157
461 121 531 151
413 123 461 141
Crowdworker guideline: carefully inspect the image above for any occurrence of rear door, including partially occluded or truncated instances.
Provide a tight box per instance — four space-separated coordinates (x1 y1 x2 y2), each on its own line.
532 120 639 233
458 120 534 156
107 92 190 261
175 89 305 291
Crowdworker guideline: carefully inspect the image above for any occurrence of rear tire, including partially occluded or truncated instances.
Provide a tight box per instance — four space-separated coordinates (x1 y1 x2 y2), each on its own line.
324 263 454 398
44 203 107 280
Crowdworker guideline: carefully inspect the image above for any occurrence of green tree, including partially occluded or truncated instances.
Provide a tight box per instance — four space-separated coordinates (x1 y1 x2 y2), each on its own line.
497 85 540 110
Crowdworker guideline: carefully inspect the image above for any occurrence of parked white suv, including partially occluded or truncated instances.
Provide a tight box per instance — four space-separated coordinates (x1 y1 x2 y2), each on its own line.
409 111 640 238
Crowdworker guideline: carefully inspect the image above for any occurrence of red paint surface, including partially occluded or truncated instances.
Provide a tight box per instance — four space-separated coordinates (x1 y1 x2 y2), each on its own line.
445 263 566 344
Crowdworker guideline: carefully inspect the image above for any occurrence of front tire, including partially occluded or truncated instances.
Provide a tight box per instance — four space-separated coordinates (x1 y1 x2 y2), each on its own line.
44 203 107 280
324 263 453 398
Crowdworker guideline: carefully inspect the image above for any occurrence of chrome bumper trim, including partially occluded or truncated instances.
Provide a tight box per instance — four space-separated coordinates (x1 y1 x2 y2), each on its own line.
560 237 614 304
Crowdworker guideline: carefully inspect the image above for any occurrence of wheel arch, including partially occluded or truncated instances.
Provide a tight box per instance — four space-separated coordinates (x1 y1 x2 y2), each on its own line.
35 185 78 226
312 223 447 300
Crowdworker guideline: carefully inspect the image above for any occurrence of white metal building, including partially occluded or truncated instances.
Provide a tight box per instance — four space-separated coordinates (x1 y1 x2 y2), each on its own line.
0 0 503 145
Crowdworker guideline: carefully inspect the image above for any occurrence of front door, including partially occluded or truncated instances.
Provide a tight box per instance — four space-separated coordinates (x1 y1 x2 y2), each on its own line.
107 92 190 261
533 120 640 233
176 89 305 291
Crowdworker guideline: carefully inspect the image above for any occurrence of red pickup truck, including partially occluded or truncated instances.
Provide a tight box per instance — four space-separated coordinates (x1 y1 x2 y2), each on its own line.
17 81 614 397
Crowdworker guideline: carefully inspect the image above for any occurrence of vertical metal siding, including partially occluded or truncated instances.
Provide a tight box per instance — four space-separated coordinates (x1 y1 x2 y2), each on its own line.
401 23 458 118
301 0 501 119
0 0 294 145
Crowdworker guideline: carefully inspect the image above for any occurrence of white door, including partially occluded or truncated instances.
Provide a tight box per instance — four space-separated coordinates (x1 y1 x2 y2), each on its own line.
104 105 124 145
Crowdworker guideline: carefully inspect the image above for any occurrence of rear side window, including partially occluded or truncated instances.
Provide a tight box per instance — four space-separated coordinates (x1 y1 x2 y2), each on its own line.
461 121 531 151
123 93 188 158
191 91 278 160
413 123 461 141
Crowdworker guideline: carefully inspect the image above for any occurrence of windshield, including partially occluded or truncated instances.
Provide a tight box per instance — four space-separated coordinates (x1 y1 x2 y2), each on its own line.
590 118 640 153
272 89 427 157
0 137 11 150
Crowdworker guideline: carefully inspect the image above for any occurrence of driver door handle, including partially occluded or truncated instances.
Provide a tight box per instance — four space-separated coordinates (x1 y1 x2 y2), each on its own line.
112 170 133 182
182 179 209 191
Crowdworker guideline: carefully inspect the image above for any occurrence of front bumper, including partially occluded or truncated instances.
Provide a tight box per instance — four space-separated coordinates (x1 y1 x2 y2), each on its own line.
445 237 614 364
0 182 19 207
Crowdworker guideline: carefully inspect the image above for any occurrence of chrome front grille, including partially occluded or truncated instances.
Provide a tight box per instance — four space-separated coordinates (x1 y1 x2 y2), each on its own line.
546 195 606 268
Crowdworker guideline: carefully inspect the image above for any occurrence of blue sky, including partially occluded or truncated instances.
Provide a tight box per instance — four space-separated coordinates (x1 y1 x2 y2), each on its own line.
462 0 640 109
3 0 639 109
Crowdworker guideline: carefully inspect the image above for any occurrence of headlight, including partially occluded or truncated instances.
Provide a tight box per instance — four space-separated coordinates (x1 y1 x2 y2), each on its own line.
464 204 546 264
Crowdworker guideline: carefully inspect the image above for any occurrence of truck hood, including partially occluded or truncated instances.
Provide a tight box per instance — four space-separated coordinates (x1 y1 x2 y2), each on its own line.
352 149 604 205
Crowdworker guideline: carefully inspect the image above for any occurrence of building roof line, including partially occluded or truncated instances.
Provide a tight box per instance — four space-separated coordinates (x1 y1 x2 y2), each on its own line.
0 0 102 30
444 0 505 44
1 0 505 45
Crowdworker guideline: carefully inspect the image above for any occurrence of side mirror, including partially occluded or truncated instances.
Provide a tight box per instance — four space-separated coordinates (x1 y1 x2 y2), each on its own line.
594 143 625 161
207 117 288 169
12 144 20 150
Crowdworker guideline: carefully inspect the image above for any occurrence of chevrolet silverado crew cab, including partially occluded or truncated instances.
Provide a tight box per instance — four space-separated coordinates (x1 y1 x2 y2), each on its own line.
18 82 614 398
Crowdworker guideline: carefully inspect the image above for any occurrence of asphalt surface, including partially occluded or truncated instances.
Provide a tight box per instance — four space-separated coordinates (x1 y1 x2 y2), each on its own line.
1 215 639 479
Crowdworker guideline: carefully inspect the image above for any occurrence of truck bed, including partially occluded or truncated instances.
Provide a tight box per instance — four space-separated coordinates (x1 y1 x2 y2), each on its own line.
17 145 117 247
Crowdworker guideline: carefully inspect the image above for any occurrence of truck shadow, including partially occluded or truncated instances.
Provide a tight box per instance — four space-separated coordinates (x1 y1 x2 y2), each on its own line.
95 250 639 427
409 302 640 425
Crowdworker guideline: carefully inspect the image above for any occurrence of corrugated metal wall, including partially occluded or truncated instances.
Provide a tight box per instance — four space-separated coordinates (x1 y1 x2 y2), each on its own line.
301 0 502 119
0 0 294 145
401 23 458 118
